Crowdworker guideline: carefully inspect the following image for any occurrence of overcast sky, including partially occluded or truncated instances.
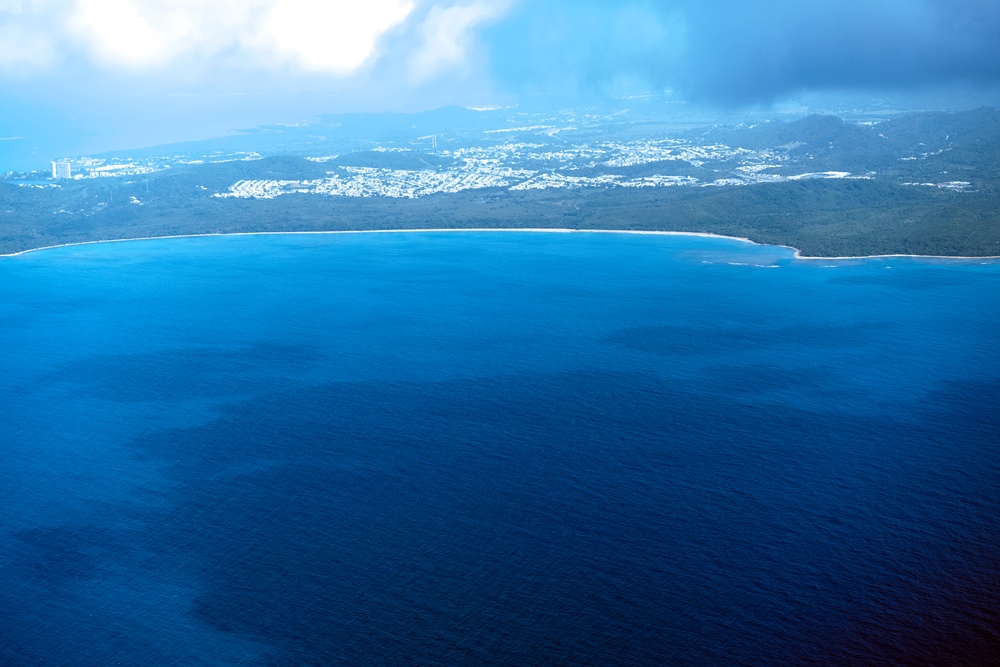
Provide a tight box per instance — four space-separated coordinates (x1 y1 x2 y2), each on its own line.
3 0 999 168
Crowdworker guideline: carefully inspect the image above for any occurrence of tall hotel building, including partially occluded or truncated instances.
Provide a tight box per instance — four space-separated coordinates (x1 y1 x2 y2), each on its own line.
51 161 71 179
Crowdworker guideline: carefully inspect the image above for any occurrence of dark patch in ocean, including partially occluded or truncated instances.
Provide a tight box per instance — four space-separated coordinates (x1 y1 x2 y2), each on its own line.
10 525 116 584
116 369 1000 666
805 376 1000 667
695 363 828 394
919 378 1000 437
32 343 326 403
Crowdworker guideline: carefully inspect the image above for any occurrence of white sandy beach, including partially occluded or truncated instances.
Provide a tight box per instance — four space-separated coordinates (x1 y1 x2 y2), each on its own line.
1 228 997 262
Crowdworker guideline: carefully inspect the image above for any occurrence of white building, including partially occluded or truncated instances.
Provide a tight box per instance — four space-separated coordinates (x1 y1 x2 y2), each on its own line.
51 161 71 179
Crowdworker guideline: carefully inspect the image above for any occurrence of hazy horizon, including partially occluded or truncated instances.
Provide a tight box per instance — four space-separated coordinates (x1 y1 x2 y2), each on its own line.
3 1 1000 170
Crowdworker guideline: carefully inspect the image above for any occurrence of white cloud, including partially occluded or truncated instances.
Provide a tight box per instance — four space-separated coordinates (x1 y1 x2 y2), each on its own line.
0 0 521 110
407 1 509 82
3 0 422 76
0 0 33 12
0 22 56 74
68 0 172 68
255 0 414 74
0 0 58 74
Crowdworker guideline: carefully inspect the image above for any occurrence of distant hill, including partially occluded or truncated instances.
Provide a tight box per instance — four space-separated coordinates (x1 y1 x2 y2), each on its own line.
877 107 1000 146
694 107 1000 181
324 151 456 171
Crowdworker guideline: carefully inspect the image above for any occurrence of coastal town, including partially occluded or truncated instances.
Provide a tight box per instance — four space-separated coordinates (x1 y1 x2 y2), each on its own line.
29 101 982 205
211 139 869 201
43 152 264 181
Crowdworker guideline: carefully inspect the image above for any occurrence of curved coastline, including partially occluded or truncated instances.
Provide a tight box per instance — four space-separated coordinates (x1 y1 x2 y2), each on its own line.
1 228 998 262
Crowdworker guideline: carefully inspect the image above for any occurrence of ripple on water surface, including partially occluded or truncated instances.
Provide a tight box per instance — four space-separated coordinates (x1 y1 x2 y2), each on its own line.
1 232 998 666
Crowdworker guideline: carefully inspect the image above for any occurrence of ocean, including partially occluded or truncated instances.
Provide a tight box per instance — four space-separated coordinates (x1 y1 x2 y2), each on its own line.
1 231 997 666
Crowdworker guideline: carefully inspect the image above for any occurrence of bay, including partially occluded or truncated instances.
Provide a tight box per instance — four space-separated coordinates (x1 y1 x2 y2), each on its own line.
1 231 997 666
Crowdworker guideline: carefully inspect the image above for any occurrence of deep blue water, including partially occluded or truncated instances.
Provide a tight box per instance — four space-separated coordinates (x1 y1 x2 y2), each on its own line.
1 232 998 666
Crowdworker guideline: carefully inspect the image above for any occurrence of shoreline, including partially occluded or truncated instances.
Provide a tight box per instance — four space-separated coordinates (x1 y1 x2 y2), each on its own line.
1 228 998 262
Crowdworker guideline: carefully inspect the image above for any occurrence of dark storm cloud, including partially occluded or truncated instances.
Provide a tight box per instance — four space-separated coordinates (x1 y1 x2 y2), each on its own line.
485 0 1000 104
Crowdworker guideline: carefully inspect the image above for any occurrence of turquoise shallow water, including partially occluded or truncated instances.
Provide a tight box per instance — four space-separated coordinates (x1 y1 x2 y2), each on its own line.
1 232 998 666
